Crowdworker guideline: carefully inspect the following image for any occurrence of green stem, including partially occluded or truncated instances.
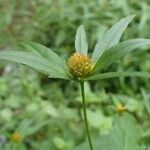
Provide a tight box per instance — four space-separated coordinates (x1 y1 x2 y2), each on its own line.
80 82 94 150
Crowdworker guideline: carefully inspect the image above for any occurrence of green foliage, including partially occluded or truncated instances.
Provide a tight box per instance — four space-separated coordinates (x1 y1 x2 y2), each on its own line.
0 68 150 149
20 42 67 69
75 113 145 150
0 51 69 79
92 15 134 63
0 68 79 149
85 71 150 81
0 16 150 82
93 39 150 71
0 0 150 150
75 25 88 55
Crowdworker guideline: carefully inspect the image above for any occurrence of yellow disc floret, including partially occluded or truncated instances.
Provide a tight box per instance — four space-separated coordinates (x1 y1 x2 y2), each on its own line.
116 104 125 113
67 53 92 78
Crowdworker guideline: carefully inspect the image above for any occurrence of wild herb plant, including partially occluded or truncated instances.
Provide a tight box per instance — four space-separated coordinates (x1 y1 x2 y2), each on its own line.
0 15 150 150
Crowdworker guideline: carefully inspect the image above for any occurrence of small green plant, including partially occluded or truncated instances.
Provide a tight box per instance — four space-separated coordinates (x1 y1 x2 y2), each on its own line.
0 15 150 150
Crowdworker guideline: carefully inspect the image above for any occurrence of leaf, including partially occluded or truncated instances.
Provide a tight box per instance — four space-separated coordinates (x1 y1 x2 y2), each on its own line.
20 41 67 70
85 71 150 81
75 113 143 150
0 51 70 79
93 39 150 72
92 15 135 63
141 88 150 115
75 25 88 55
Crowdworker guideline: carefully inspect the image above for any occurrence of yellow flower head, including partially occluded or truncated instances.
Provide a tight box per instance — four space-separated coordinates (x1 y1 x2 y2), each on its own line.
67 53 92 78
10 132 22 142
116 104 125 113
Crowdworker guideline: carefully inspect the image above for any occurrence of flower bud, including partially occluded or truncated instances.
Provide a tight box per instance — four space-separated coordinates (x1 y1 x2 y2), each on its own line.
67 53 92 78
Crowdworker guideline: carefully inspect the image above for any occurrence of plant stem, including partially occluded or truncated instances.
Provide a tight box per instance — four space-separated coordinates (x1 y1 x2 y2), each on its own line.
80 82 94 150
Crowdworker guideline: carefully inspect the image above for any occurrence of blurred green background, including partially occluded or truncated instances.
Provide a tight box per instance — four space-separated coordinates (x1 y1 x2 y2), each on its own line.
0 0 150 150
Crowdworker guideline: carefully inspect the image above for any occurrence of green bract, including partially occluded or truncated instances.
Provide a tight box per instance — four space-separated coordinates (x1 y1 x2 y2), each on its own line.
0 15 150 80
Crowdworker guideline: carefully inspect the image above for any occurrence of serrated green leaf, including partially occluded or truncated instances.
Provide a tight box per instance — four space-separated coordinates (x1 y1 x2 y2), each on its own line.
0 51 70 79
92 15 135 63
20 41 67 70
75 25 88 55
85 71 150 81
93 39 150 72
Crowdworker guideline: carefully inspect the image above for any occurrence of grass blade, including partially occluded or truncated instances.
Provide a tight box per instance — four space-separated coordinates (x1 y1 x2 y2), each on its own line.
141 88 150 115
